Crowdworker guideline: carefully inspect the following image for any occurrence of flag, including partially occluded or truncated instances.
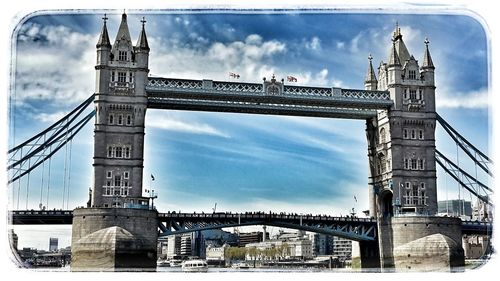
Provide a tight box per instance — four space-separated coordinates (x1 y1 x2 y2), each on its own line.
287 75 297 82
354 196 357 202
151 174 155 181
229 72 240 79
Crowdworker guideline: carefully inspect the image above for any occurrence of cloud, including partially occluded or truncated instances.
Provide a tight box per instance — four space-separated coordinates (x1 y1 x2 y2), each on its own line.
305 36 321 50
436 88 489 109
149 33 286 82
146 111 230 138
34 111 68 123
14 22 96 106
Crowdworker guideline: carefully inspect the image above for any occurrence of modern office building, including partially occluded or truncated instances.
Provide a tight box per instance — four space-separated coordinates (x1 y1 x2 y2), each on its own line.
49 237 58 252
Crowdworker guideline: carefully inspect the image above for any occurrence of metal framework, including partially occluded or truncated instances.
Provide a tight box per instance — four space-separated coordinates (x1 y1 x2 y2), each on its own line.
437 113 493 177
157 212 378 241
7 95 96 184
435 150 493 206
146 77 393 119
9 210 492 238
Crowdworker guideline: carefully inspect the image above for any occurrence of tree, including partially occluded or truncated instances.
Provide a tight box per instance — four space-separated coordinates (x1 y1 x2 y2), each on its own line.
247 246 258 268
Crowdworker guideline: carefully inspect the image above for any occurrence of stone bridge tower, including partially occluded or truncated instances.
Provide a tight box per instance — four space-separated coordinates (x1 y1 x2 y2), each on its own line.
363 25 464 271
71 14 157 271
93 13 150 208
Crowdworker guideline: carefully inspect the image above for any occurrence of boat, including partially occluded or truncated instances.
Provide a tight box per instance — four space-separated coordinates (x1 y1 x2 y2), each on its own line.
181 259 208 272
169 259 183 267
231 262 250 269
156 259 170 267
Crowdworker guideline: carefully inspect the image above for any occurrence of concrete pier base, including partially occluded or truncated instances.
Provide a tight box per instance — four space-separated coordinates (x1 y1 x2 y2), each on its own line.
378 216 464 272
71 208 158 271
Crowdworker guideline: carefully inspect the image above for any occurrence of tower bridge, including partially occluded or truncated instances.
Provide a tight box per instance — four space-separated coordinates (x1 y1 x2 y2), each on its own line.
7 13 494 272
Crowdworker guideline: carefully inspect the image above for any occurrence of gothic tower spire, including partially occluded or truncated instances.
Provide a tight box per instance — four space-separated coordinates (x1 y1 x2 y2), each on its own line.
136 17 150 51
388 39 401 67
422 38 435 69
364 54 378 90
96 14 111 49
113 12 133 49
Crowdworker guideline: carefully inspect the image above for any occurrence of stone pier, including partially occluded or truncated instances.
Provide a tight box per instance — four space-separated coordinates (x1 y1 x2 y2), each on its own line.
71 208 158 271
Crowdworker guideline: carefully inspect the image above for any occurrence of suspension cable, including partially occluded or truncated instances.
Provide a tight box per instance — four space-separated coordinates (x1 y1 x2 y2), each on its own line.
66 139 73 210
46 149 52 210
25 159 31 210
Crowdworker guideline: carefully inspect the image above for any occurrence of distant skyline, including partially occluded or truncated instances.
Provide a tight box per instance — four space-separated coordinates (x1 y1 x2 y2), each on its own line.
8 10 491 249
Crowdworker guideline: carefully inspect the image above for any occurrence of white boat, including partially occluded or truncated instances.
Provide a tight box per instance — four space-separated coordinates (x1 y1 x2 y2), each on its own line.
231 262 250 269
156 259 170 267
169 259 183 267
181 259 208 272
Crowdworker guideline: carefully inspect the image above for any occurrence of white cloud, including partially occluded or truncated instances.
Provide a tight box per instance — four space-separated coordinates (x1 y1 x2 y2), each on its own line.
34 111 68 123
14 23 96 105
146 111 230 138
436 88 490 109
305 36 321 50
149 34 286 82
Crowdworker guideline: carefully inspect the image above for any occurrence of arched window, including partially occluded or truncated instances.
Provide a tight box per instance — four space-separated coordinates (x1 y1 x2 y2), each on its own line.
379 128 386 144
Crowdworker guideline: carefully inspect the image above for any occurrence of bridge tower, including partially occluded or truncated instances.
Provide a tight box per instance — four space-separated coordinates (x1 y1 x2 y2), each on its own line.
71 13 157 271
364 25 464 271
92 13 150 208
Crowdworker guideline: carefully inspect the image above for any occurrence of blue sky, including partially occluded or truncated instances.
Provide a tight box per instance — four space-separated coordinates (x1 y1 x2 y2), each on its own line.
8 10 491 249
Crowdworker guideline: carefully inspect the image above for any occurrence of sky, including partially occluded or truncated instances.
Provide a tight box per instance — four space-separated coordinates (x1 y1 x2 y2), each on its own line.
6 10 492 250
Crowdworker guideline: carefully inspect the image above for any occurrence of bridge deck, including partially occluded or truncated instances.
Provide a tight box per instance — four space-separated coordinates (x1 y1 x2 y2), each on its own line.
8 210 492 238
146 77 393 119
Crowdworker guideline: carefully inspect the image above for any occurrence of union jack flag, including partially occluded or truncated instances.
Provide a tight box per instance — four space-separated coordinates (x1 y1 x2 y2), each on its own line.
229 72 240 79
287 75 297 82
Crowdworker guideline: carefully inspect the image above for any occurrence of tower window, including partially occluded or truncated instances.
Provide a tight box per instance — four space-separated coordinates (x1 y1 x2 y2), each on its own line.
403 128 408 139
411 159 417 170
117 114 123 125
118 72 127 83
129 72 134 83
126 114 132 125
379 128 386 144
418 159 425 170
123 171 129 179
419 129 424 140
410 90 417 100
411 129 416 139
408 70 416 80
111 71 115 81
118 51 127 61
106 171 112 178
115 147 123 158
124 146 131 158
108 113 114 125
404 158 409 169
114 175 122 187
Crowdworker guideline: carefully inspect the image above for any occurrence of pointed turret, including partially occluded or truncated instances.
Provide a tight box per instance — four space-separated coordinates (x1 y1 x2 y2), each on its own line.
365 54 378 90
422 38 435 70
388 39 401 67
114 12 133 47
136 17 150 51
96 14 111 49
392 23 411 64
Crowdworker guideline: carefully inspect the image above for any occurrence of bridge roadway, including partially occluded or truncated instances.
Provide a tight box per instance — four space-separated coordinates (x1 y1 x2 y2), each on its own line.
9 210 492 240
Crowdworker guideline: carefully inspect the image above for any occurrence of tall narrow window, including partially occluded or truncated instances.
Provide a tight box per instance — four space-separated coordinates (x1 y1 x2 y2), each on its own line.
115 147 123 158
404 158 409 169
411 159 417 170
108 113 114 125
411 129 416 139
379 128 386 144
114 175 122 187
118 51 127 61
106 171 112 178
107 146 113 158
118 114 123 125
124 146 131 158
417 159 424 170
111 71 115 81
123 171 129 179
126 114 132 125
129 72 133 83
403 128 408 139
419 129 424 140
